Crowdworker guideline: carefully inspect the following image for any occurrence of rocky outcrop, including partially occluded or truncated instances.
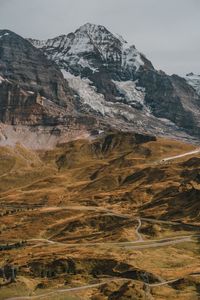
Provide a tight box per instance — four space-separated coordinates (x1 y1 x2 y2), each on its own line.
0 30 72 102
28 257 160 284
137 70 200 136
0 29 74 125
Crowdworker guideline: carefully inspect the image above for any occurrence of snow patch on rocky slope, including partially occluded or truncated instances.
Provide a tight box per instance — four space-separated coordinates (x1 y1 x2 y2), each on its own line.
185 73 200 95
62 69 150 120
62 70 184 137
113 80 148 109
62 70 108 115
0 32 10 39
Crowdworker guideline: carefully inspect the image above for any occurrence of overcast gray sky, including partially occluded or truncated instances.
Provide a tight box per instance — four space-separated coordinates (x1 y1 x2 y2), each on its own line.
0 0 199 75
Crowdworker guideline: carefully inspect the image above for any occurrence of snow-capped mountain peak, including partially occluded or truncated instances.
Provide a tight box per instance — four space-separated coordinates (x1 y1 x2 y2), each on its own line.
29 23 149 77
29 23 151 121
75 22 111 36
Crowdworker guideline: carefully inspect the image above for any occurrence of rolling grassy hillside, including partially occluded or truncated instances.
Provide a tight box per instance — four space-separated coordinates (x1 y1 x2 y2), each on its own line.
0 131 200 299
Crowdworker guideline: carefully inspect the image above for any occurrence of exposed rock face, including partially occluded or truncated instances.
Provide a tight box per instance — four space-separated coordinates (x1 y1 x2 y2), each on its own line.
0 29 74 125
0 30 71 102
137 71 200 136
29 23 200 141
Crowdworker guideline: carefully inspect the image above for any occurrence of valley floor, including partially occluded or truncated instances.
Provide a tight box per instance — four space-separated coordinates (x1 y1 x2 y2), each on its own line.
0 131 200 300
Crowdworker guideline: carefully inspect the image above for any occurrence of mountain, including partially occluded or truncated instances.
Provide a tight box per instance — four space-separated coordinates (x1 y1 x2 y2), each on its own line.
29 23 200 142
0 24 200 148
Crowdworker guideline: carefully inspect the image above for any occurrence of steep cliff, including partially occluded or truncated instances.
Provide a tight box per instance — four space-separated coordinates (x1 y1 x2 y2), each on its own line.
0 29 74 125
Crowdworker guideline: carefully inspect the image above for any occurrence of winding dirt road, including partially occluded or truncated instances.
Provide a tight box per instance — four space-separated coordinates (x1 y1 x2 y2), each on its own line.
27 234 195 249
5 276 186 300
160 148 200 163
5 278 127 300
